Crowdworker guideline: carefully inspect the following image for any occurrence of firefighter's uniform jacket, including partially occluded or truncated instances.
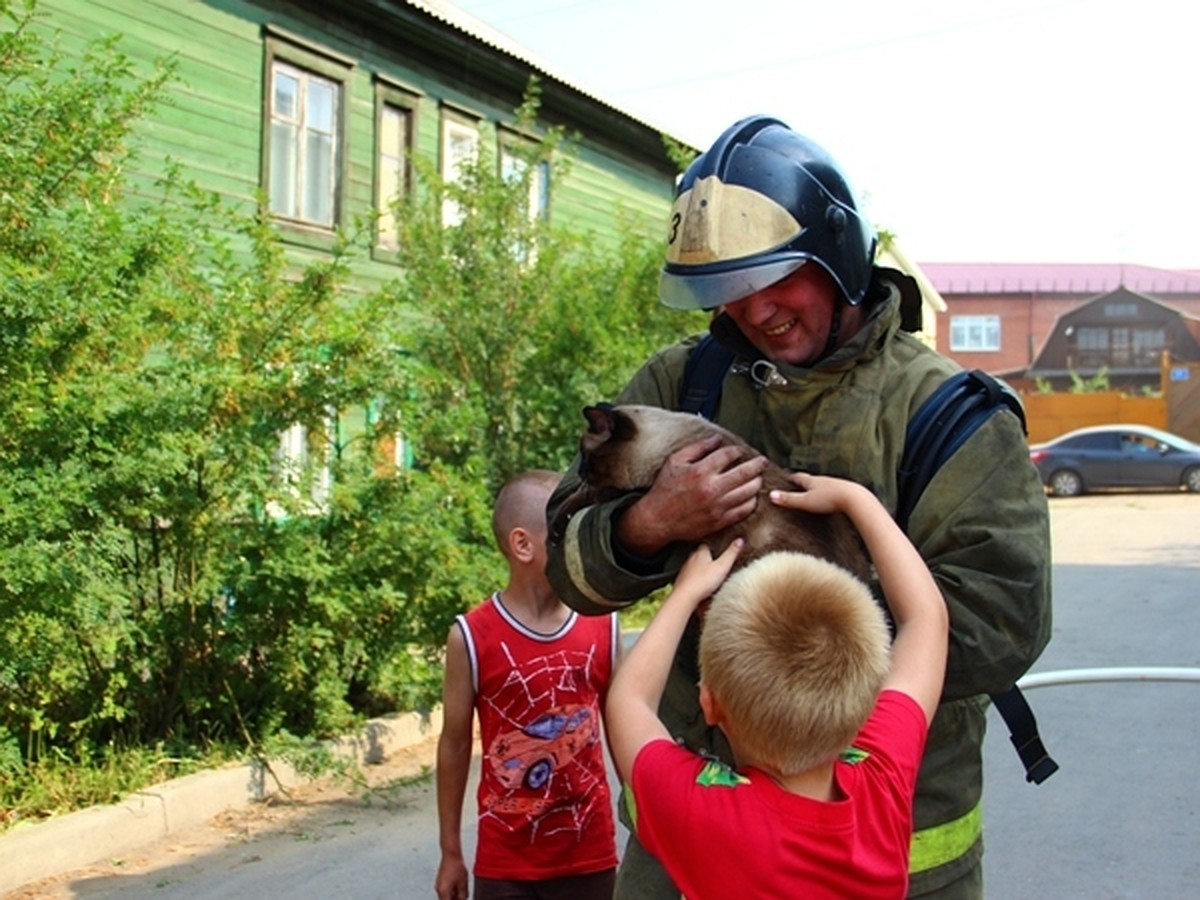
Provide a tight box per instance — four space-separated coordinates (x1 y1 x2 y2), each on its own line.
546 281 1053 897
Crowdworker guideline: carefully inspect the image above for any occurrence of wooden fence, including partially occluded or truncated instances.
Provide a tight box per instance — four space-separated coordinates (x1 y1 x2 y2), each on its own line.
1018 355 1200 444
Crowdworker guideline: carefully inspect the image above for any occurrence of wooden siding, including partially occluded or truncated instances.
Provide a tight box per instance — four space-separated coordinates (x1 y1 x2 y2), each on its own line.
32 0 679 291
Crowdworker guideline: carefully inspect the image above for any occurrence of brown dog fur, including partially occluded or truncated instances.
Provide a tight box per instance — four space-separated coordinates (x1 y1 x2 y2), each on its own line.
551 404 870 583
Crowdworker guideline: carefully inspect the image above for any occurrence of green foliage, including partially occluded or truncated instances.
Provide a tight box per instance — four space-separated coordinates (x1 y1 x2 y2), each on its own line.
384 93 702 495
1 3 699 823
1068 367 1110 393
661 133 698 174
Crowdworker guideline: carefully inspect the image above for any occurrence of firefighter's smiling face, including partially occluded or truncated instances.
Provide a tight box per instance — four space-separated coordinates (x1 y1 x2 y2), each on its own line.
723 264 852 368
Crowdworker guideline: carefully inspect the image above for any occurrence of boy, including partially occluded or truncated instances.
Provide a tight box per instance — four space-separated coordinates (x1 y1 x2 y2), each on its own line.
435 470 620 900
606 472 949 900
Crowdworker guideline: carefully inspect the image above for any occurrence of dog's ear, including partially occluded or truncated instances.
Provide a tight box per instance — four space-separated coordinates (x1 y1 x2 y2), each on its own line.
581 405 616 455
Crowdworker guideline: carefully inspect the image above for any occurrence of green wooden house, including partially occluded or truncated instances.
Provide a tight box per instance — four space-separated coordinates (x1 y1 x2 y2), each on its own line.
32 0 685 285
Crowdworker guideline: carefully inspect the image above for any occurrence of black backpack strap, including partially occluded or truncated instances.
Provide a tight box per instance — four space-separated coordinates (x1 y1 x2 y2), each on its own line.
898 369 1057 785
680 332 736 419
992 685 1060 784
896 369 1025 532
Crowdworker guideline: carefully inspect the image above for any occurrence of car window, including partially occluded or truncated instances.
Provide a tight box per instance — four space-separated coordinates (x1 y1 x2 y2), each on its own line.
1121 434 1159 454
1065 434 1119 451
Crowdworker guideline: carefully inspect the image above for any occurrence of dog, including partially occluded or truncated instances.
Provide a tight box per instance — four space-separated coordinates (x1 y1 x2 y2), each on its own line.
550 403 870 583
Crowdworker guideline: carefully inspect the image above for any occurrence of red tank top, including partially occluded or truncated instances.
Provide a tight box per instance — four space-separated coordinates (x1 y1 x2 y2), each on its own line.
458 593 619 880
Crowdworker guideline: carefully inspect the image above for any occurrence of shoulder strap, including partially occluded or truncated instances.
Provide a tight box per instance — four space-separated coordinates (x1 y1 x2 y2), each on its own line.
680 332 735 419
895 369 1025 532
897 369 1057 785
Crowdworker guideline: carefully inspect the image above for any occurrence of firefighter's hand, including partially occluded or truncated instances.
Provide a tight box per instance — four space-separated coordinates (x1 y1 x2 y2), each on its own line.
616 434 767 557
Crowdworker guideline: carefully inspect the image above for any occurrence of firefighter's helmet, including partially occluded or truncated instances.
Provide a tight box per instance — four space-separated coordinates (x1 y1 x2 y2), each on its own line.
659 116 877 311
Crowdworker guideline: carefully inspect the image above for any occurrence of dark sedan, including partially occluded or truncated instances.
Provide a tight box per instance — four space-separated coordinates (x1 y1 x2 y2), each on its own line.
1029 424 1200 496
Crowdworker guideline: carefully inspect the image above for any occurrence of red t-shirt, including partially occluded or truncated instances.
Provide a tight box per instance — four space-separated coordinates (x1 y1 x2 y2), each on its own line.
459 594 619 880
629 690 927 900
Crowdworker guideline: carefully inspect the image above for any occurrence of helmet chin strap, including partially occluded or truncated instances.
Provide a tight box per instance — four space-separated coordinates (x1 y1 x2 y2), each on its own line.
821 298 843 359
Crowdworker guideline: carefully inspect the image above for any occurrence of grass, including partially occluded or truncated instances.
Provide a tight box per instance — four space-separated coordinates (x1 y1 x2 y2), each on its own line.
0 741 239 835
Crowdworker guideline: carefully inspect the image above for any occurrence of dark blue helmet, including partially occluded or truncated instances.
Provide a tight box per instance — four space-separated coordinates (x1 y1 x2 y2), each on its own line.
659 116 877 310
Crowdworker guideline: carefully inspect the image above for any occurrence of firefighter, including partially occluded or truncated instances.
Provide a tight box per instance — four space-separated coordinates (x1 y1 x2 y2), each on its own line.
545 115 1052 899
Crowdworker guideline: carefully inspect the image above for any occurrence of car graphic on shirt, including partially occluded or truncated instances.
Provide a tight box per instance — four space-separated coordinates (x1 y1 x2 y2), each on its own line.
487 704 598 792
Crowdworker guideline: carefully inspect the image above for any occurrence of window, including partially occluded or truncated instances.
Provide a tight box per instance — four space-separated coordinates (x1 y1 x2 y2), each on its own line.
949 315 1001 352
1132 328 1166 366
440 110 479 226
1074 327 1109 367
499 134 549 223
272 419 333 516
374 81 419 252
262 31 351 233
1072 325 1164 368
499 131 550 263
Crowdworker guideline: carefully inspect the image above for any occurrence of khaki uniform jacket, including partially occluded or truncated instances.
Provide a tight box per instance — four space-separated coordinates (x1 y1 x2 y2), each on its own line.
546 284 1053 895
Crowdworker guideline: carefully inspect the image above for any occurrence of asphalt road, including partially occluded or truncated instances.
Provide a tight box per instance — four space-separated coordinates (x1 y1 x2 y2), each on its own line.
11 492 1199 899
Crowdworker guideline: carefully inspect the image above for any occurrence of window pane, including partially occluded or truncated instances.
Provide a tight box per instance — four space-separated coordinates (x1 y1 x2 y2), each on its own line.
304 131 334 224
273 70 298 120
307 79 335 134
377 104 408 247
380 105 404 158
270 120 297 216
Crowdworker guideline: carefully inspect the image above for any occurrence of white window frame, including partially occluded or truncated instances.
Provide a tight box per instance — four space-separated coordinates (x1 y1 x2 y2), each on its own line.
268 62 339 227
499 139 549 223
262 30 351 235
440 111 480 226
271 415 334 517
374 81 420 253
949 315 1001 352
375 104 409 250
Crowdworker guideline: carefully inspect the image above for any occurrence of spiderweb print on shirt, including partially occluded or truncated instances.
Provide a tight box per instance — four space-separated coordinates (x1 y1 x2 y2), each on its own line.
478 639 610 842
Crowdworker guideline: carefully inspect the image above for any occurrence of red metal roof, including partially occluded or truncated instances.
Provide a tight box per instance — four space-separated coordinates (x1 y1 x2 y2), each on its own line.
920 263 1200 295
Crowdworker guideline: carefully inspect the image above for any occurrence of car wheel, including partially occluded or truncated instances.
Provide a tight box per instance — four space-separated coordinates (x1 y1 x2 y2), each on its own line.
1049 469 1084 497
1184 466 1200 493
525 758 553 790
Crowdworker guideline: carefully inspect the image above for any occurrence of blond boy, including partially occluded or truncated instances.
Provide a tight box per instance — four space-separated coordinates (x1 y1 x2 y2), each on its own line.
606 472 948 900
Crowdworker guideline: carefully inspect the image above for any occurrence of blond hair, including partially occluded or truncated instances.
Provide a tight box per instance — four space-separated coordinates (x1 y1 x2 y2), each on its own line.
491 469 560 556
698 551 890 776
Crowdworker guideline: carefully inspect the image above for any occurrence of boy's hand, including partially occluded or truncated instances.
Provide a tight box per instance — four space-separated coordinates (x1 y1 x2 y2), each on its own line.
769 471 867 516
672 538 743 603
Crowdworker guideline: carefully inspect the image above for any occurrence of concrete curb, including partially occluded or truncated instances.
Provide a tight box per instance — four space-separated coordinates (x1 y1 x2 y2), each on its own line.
0 708 443 895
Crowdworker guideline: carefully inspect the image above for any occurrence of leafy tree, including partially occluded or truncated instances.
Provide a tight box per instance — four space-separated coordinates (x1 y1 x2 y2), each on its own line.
384 92 701 495
0 0 699 810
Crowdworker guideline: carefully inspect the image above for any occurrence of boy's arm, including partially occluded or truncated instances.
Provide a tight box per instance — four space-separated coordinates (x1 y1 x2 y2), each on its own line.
771 474 948 723
605 540 743 783
435 624 475 900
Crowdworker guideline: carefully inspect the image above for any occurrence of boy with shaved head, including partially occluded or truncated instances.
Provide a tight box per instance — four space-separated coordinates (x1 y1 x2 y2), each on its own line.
436 470 620 900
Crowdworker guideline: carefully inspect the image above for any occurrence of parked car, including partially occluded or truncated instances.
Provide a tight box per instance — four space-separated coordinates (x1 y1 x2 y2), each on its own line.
1029 424 1200 496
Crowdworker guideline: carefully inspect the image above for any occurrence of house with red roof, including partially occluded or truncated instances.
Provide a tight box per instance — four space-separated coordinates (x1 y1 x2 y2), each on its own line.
922 263 1200 392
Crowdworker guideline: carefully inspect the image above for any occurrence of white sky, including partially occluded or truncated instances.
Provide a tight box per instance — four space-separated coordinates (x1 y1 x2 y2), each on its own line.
451 0 1197 269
